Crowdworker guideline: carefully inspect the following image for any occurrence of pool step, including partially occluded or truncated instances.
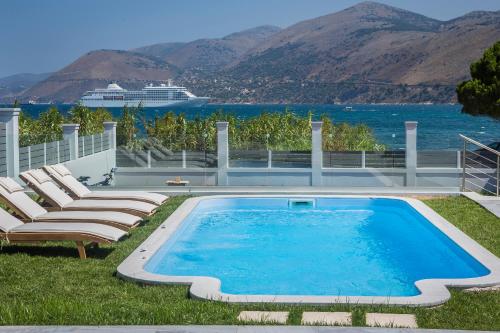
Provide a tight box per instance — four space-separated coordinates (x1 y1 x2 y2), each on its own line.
237 311 289 324
237 311 417 328
365 313 418 328
301 312 352 326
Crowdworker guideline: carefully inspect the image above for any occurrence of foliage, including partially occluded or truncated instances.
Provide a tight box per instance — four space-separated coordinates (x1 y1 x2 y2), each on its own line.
19 107 64 146
126 109 384 152
116 106 141 149
68 104 112 136
0 196 498 329
18 105 112 147
457 41 500 118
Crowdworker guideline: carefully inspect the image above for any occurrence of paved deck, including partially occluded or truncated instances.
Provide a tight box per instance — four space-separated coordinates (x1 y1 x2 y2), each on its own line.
462 192 500 218
0 327 490 333
93 186 461 196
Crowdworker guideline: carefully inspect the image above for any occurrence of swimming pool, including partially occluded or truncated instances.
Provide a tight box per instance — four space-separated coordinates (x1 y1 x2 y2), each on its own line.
118 196 500 306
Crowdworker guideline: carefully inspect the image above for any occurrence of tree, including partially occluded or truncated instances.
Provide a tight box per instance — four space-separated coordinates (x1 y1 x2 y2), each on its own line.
457 41 500 118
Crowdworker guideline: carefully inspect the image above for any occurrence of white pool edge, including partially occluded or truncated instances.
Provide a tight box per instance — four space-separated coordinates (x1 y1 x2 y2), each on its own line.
117 195 500 306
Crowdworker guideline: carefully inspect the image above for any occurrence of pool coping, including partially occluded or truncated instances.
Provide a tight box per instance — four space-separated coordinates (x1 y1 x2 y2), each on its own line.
117 195 500 306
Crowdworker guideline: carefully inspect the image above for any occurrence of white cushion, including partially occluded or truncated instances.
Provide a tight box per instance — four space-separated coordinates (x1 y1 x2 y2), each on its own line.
0 177 24 193
29 169 52 184
52 164 72 177
0 207 23 232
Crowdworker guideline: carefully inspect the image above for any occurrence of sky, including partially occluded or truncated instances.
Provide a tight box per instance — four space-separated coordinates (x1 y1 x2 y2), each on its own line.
1 0 499 78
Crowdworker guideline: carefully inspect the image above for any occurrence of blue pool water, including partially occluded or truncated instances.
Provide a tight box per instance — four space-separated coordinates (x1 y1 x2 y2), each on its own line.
145 198 489 296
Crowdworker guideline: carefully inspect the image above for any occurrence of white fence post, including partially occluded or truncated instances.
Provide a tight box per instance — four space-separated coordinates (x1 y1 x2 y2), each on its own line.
182 150 186 168
91 135 95 155
216 122 229 185
62 124 80 160
27 145 31 170
268 150 272 168
405 121 418 187
43 142 47 166
147 150 151 168
103 122 117 149
457 150 461 169
56 141 60 163
0 108 20 178
311 121 323 186
362 151 366 168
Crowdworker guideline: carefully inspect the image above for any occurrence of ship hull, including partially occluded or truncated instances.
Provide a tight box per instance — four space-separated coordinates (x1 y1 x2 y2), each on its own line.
81 97 209 108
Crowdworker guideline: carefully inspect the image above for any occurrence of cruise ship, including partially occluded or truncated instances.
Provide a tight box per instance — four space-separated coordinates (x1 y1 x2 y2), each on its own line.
80 80 209 108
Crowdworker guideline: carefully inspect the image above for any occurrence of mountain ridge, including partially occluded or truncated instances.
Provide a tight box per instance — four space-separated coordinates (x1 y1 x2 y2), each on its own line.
4 2 500 104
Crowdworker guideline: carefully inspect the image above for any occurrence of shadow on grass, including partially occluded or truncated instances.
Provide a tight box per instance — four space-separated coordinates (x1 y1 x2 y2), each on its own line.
0 244 114 259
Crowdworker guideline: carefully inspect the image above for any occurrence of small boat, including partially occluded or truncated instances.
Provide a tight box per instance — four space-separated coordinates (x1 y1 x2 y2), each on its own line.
344 106 353 111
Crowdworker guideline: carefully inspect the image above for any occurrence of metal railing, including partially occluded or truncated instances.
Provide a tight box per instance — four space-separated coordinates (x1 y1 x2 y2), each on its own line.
460 134 500 196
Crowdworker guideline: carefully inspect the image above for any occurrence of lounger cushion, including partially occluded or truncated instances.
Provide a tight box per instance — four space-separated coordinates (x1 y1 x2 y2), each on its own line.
11 222 127 241
52 164 72 176
29 169 52 184
82 191 168 205
24 172 75 207
0 208 24 232
38 211 141 227
63 199 156 215
0 177 24 193
0 186 48 220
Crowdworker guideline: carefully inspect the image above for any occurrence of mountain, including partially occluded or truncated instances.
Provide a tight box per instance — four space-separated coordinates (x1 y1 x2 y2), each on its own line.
7 2 500 103
21 50 178 103
189 1 500 103
0 72 52 102
134 25 282 71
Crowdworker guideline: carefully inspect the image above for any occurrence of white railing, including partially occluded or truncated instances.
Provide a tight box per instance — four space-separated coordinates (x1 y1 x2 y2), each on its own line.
460 134 500 196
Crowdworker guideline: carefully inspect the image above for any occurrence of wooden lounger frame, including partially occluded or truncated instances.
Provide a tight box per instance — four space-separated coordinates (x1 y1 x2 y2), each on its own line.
19 173 155 218
0 232 112 259
43 166 167 205
0 195 139 231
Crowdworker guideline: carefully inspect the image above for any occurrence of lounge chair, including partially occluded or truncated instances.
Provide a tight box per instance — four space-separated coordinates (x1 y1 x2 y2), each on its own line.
0 207 126 259
0 177 141 231
42 164 168 205
19 170 157 218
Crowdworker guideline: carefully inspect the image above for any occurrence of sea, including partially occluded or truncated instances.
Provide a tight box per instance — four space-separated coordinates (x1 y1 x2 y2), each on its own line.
7 103 500 150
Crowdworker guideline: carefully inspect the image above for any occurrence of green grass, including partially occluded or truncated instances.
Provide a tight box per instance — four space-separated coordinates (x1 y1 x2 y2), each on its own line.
0 195 499 329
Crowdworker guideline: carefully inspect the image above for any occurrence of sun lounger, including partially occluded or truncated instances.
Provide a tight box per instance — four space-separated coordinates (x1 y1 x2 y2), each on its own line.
0 208 126 259
0 177 141 231
42 164 168 205
19 170 157 217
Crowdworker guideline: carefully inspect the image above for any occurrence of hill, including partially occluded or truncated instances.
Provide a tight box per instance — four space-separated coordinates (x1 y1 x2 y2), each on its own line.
7 1 500 103
21 50 178 103
134 25 282 71
187 1 500 103
0 72 52 102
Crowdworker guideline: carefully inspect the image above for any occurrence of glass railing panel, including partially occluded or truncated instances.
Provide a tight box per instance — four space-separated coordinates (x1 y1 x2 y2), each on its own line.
29 143 46 169
45 141 59 165
19 146 30 172
59 139 71 162
84 135 93 156
150 150 183 168
365 151 406 168
271 151 311 168
116 147 149 167
323 151 362 168
185 150 217 168
417 150 459 168
229 149 268 168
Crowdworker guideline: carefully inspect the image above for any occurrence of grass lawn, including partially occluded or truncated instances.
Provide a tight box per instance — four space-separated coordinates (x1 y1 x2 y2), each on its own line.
0 195 499 329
